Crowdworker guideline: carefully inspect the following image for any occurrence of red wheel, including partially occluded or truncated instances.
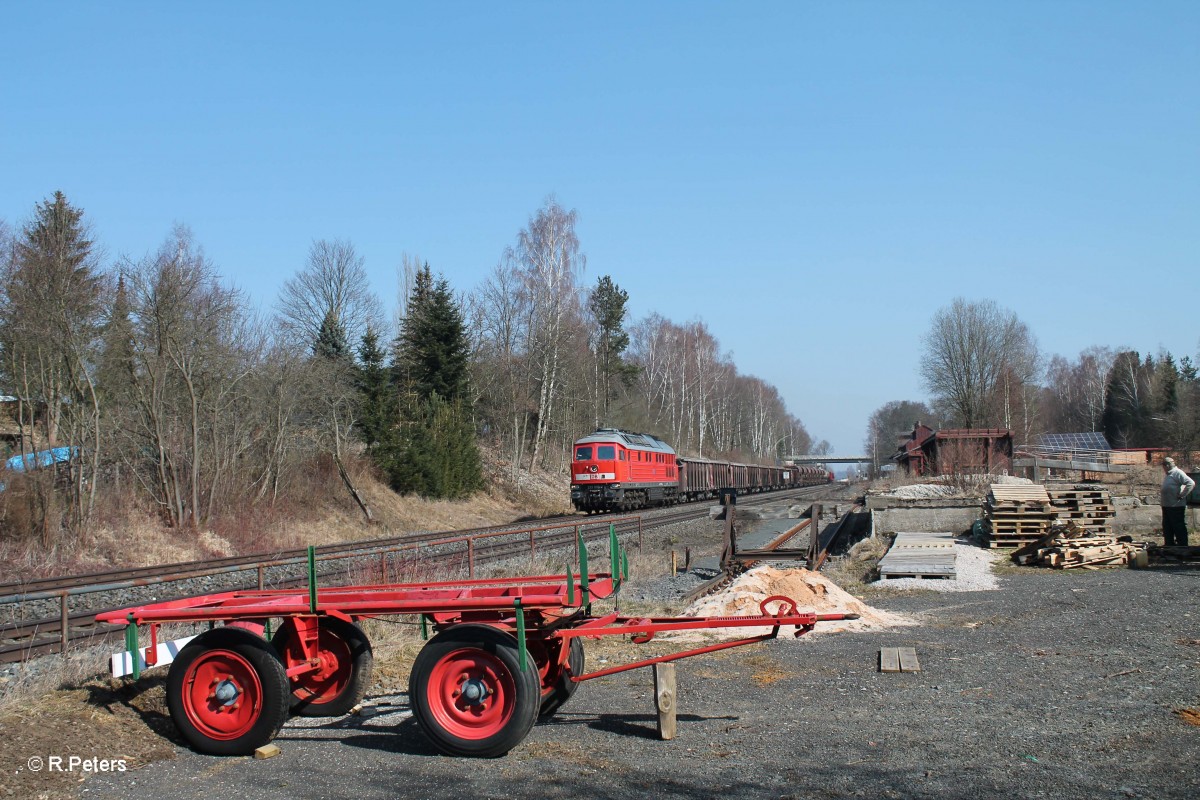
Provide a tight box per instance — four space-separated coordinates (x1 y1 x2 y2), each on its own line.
410 624 540 757
272 618 373 717
535 637 584 718
167 627 289 756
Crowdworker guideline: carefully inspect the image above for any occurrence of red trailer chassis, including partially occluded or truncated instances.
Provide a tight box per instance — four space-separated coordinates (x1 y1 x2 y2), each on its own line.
97 531 854 758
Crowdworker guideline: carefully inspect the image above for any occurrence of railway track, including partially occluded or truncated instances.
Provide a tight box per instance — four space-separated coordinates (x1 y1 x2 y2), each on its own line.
0 486 826 665
681 497 866 605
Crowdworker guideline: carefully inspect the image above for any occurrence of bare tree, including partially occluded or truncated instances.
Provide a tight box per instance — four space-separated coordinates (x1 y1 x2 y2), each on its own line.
1044 346 1115 433
470 257 535 482
864 400 937 475
509 198 585 469
278 239 382 352
920 298 1038 430
122 226 250 529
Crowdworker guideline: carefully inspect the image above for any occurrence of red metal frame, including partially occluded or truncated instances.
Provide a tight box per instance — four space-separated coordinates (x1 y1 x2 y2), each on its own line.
97 576 855 683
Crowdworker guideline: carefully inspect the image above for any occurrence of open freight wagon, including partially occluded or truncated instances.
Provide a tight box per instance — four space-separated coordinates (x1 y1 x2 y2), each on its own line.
97 529 854 757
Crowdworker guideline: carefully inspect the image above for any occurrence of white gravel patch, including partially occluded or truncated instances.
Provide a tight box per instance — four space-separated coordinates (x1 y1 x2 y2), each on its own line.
871 542 1002 592
880 475 1033 500
884 484 958 499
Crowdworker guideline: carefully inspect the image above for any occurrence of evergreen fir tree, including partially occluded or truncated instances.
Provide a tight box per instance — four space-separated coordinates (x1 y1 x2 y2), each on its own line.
589 275 639 424
315 309 351 363
393 265 470 401
95 274 137 406
354 326 393 453
378 265 481 498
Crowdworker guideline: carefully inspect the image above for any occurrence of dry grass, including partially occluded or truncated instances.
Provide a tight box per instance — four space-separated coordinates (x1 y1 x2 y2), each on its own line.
822 534 892 595
742 652 796 686
0 448 575 583
1174 708 1200 727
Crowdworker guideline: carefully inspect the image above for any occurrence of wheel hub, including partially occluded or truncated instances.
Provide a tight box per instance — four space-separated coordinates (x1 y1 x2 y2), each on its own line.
214 679 240 707
459 677 489 705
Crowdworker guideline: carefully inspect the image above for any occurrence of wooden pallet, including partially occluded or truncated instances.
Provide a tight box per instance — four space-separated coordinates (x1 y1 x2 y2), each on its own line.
989 501 1052 512
987 536 1045 549
1047 489 1108 499
988 513 1056 523
988 523 1051 533
878 532 957 579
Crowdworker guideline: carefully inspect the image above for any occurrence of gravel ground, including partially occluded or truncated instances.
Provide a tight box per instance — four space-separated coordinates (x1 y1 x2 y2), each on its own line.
77 553 1200 799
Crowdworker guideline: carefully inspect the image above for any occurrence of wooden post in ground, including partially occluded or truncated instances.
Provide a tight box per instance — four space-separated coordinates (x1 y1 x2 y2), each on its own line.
654 663 677 740
807 503 822 566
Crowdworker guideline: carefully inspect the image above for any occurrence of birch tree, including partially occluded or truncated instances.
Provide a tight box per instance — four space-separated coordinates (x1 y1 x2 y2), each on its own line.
510 199 585 469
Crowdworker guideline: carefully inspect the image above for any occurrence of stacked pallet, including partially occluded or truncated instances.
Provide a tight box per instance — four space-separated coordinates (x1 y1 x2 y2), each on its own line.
1011 520 1145 569
983 484 1054 548
1046 486 1114 536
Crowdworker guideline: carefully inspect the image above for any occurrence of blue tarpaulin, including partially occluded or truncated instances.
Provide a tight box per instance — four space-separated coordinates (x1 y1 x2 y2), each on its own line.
5 446 76 472
0 446 77 491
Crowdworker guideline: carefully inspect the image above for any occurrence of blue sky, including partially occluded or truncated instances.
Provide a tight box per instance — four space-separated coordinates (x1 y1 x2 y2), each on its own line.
2 2 1197 454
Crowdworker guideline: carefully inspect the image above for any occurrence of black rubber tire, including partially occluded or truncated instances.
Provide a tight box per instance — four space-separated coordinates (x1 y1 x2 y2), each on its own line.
167 627 291 756
409 624 540 758
539 637 584 718
272 618 373 717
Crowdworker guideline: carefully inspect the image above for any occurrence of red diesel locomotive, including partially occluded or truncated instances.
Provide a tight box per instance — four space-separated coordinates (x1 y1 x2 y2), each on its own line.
570 428 830 513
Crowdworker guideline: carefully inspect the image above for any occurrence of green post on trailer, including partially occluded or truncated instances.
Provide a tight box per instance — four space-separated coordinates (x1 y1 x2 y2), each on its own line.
609 524 620 590
514 598 527 672
578 528 590 613
125 613 140 680
307 545 318 614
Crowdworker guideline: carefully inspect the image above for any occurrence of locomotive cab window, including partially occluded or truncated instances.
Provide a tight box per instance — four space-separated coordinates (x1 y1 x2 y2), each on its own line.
597 445 616 460
620 451 625 460
575 447 592 460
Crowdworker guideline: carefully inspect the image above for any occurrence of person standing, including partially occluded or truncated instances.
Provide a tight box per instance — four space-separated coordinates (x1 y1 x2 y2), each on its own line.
1161 457 1196 547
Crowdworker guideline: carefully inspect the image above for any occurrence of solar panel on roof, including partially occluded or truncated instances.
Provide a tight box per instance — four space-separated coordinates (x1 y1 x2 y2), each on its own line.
1037 432 1111 450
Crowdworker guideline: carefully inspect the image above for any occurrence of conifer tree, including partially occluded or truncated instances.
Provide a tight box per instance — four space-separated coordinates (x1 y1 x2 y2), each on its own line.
315 309 351 363
393 266 470 401
2 191 103 532
354 326 393 453
588 275 639 424
96 274 137 406
381 265 481 498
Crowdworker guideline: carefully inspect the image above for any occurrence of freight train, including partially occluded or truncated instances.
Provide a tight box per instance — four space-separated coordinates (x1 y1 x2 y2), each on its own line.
570 428 831 513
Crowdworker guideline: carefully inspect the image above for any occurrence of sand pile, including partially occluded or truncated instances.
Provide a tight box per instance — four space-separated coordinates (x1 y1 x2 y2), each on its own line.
681 565 914 638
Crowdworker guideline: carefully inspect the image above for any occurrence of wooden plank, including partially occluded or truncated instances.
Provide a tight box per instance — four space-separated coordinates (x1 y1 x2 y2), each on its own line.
654 663 677 740
897 647 921 672
880 647 901 673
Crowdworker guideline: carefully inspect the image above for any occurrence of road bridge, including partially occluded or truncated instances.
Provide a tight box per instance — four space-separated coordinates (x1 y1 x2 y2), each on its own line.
785 455 870 464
